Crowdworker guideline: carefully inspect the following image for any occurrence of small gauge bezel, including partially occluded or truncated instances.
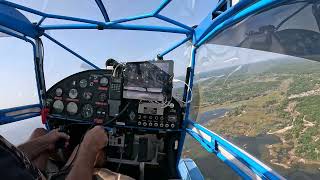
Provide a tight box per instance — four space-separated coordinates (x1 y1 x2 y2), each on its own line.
69 88 78 99
52 100 64 113
79 79 88 88
82 104 94 119
55 88 63 97
99 77 109 87
66 102 78 115
82 91 93 100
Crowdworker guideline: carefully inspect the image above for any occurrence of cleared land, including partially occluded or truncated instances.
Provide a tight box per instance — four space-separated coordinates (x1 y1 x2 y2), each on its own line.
183 59 320 178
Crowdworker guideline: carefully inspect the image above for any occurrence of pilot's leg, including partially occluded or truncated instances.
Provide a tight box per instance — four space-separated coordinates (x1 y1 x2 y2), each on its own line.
64 146 134 180
29 128 50 171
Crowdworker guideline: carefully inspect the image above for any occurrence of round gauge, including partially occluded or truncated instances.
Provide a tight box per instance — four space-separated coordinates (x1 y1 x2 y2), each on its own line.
82 104 94 118
66 102 78 115
99 93 107 102
55 88 63 97
100 77 109 86
69 89 78 99
53 100 64 113
83 92 93 100
79 79 88 88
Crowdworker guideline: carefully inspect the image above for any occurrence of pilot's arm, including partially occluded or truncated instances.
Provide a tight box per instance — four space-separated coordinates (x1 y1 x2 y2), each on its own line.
66 126 108 180
18 128 70 161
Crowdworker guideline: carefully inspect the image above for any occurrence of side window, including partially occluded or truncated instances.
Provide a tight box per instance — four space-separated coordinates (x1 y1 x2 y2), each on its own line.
192 43 320 178
0 37 39 109
0 37 44 145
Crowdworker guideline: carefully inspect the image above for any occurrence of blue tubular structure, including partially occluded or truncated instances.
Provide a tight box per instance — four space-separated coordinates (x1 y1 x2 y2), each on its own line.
186 121 285 179
36 17 46 27
158 35 192 58
176 46 197 170
193 0 256 43
43 33 100 70
0 1 104 25
196 0 286 46
154 14 194 32
0 104 41 125
153 0 172 15
0 27 43 108
0 0 291 179
41 24 190 35
95 0 110 22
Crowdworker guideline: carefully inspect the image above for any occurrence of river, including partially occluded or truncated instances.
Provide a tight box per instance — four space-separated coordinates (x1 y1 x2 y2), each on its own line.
198 108 229 124
186 108 320 179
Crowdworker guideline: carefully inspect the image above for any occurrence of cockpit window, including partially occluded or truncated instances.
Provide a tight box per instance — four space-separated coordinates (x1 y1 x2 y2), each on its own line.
208 1 320 61
187 1 320 178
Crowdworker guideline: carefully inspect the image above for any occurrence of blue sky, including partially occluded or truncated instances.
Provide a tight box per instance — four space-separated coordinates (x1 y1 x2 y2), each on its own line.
0 0 218 108
0 0 218 143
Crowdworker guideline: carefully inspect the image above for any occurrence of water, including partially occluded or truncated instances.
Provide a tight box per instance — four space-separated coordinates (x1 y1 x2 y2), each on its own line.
232 134 281 158
198 108 229 124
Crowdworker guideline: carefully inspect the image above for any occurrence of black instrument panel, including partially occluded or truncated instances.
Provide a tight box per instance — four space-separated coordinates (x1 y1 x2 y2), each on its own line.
46 70 112 123
45 65 183 179
45 69 182 130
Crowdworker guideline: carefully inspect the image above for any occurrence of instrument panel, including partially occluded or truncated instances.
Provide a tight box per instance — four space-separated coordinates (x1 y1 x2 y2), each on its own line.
45 60 183 179
46 69 182 130
46 70 115 124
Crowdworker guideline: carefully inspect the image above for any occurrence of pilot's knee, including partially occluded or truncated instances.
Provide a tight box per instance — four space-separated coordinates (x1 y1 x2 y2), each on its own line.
30 128 48 139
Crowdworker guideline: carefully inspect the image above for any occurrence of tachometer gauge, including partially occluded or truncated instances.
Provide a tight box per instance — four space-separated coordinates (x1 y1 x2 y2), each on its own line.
55 88 63 97
82 104 94 118
53 100 64 113
82 92 93 100
66 102 78 115
69 88 78 99
100 77 109 86
79 79 88 88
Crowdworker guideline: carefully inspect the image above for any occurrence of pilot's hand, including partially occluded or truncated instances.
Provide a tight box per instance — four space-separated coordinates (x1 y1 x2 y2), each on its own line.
43 128 70 150
82 126 108 154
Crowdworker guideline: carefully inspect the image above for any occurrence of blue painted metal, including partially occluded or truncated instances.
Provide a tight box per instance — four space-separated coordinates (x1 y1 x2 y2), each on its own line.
109 14 153 24
43 33 100 70
0 3 41 38
41 24 191 35
186 128 252 179
215 150 252 180
194 0 256 43
178 159 204 180
196 0 287 47
0 104 41 125
95 0 110 22
36 17 46 27
0 0 291 179
188 121 284 179
0 27 44 108
0 0 105 26
0 104 41 114
176 46 197 168
154 14 194 32
158 35 192 58
153 0 172 15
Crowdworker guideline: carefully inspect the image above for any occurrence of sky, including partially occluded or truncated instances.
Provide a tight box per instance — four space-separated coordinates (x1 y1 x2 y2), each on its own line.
0 0 218 144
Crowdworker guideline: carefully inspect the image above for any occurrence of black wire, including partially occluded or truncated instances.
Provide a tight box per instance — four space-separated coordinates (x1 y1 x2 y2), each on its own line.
102 102 131 126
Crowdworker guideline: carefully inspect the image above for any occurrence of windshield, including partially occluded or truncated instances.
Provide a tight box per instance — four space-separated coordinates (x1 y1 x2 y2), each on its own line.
186 1 320 179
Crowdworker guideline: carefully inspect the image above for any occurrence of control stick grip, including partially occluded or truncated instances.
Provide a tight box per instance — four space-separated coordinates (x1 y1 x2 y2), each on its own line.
55 126 68 149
